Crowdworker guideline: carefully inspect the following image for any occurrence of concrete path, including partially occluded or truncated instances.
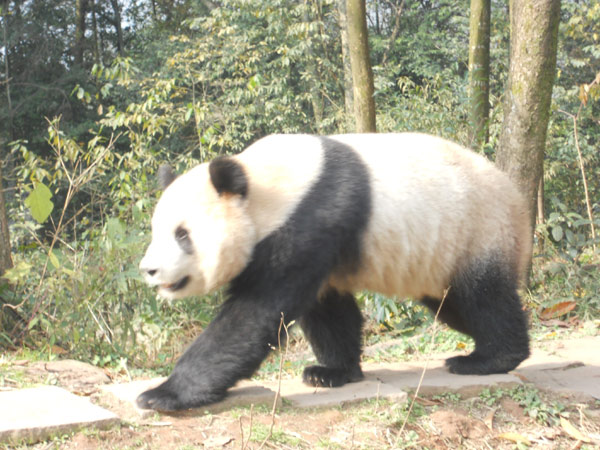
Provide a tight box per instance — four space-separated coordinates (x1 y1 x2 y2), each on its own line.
0 386 118 444
1 336 598 444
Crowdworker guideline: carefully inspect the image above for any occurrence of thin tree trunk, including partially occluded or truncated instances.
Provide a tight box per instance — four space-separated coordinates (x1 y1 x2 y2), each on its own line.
468 0 490 147
151 0 157 22
536 176 544 226
337 0 354 131
74 0 88 65
536 176 545 251
91 0 101 65
497 0 560 279
381 0 405 66
0 161 12 277
346 0 376 132
109 0 124 56
2 0 13 141
304 6 324 132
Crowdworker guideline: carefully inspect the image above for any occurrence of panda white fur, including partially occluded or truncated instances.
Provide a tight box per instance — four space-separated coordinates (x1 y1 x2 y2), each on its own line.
138 133 531 411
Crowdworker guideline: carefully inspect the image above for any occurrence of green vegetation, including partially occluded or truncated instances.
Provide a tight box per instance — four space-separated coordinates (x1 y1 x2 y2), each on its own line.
479 385 567 426
0 0 598 373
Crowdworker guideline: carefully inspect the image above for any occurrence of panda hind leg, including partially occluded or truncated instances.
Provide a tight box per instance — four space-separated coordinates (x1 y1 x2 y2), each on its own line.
423 259 530 375
300 289 364 388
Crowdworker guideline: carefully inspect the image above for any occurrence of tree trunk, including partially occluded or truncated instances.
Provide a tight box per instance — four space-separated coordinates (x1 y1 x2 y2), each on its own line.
91 0 101 65
2 0 13 141
109 0 124 56
304 7 324 132
468 0 490 147
0 161 12 278
337 0 354 131
74 0 88 65
381 0 404 66
346 0 376 132
497 0 560 281
151 0 157 23
497 0 560 228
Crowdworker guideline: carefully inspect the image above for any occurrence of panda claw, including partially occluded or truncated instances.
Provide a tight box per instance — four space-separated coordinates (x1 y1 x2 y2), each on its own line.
302 365 363 388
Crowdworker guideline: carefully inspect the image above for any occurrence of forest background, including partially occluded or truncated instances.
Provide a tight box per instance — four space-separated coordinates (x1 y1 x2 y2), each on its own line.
0 0 598 371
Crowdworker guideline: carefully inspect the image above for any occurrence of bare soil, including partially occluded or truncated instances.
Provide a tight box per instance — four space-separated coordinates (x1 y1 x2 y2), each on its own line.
5 343 600 450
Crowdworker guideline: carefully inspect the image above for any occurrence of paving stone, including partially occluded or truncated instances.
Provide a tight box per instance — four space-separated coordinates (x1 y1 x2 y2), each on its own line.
271 375 408 408
367 360 521 397
514 346 600 400
267 357 521 408
0 386 119 445
519 363 600 400
101 378 279 418
549 337 600 365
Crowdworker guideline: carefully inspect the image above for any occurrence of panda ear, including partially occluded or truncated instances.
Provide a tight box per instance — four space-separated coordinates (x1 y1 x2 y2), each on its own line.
209 157 248 198
158 164 177 190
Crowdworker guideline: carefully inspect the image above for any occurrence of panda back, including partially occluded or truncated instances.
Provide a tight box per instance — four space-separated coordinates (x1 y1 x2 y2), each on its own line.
328 133 530 299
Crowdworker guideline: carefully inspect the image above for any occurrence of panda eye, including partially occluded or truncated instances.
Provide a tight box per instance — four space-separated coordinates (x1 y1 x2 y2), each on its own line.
175 226 189 241
174 226 193 254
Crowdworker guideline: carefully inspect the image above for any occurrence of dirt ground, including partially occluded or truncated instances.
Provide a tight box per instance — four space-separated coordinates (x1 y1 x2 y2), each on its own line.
59 389 600 449
5 342 600 450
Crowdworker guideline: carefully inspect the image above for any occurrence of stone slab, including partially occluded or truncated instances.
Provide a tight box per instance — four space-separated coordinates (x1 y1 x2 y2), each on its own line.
271 376 408 409
514 346 600 401
0 386 119 445
265 357 521 408
546 337 600 365
102 378 279 418
368 362 521 397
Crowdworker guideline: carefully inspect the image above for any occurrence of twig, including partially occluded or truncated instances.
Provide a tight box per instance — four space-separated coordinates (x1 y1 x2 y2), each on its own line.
25 121 119 333
557 73 599 252
240 404 254 450
258 313 291 450
558 107 597 252
397 288 450 439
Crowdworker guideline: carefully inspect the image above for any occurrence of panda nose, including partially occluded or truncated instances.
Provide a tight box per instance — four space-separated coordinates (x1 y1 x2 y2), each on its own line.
139 258 159 278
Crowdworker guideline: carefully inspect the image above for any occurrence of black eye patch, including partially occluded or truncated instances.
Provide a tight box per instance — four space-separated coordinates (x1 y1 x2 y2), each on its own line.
175 226 193 254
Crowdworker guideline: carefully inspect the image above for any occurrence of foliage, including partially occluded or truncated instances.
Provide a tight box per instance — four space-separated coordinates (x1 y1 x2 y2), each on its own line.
0 0 599 367
479 385 566 426
1 117 219 367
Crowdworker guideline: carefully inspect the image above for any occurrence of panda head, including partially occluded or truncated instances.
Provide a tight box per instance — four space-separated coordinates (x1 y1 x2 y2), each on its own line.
139 157 256 299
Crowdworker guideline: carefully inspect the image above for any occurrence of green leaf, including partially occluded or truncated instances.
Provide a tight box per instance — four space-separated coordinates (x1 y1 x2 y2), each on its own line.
48 250 60 269
28 316 40 330
2 261 32 284
25 183 54 223
551 226 563 242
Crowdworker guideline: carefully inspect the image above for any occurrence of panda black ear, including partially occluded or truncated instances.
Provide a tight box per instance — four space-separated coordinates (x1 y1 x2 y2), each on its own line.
209 157 248 198
158 164 177 190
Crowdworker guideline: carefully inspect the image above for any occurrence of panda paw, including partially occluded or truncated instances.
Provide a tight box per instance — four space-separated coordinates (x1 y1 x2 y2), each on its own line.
445 352 524 375
302 365 363 388
136 382 224 411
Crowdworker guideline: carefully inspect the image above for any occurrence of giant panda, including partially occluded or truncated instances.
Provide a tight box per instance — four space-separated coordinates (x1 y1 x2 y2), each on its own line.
138 133 532 411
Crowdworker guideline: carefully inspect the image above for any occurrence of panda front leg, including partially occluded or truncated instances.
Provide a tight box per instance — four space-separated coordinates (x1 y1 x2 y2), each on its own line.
136 297 282 411
299 288 364 387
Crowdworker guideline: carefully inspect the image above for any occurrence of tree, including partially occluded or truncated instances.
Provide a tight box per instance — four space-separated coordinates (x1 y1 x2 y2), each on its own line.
74 0 88 65
496 0 560 231
337 0 354 131
346 0 376 132
109 0 124 56
468 0 490 146
0 161 12 277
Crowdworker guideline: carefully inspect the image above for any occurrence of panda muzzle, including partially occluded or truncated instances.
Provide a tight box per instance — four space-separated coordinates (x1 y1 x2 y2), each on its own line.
162 276 190 292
